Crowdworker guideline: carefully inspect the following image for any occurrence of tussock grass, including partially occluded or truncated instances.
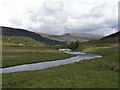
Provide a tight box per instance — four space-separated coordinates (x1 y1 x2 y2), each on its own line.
103 62 119 72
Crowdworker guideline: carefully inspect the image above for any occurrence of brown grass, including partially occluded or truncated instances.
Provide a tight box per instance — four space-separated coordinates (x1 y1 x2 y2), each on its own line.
3 49 58 53
103 62 119 72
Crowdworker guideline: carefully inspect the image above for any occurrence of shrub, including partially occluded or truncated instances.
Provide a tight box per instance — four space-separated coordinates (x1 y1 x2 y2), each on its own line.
69 40 80 51
6 43 14 46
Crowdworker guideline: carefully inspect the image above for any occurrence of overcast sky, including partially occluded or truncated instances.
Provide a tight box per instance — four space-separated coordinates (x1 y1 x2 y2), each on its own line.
0 0 119 36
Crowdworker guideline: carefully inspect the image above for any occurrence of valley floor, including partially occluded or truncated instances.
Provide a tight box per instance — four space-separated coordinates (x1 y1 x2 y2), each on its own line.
2 45 119 88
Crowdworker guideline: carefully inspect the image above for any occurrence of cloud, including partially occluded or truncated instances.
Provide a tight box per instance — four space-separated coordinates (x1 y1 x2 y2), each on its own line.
0 0 119 36
44 0 64 12
89 28 118 36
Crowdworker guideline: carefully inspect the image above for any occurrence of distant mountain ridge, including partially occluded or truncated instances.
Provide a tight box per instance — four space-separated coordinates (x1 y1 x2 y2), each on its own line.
36 32 88 42
63 32 104 40
1 26 67 45
36 32 104 42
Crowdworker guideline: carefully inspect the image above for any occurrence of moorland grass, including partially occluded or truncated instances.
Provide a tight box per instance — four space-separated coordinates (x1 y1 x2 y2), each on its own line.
2 47 118 88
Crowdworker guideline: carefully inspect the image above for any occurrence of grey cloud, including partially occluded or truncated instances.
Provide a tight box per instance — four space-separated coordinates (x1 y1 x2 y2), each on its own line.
0 0 118 36
44 0 64 11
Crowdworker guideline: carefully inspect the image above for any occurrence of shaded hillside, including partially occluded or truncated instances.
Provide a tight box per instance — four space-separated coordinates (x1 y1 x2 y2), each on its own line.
98 31 119 44
89 31 119 44
1 27 67 45
102 31 120 39
36 32 103 42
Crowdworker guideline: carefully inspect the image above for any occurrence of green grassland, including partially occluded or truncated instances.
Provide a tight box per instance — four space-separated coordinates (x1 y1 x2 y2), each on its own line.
2 47 118 88
2 46 75 68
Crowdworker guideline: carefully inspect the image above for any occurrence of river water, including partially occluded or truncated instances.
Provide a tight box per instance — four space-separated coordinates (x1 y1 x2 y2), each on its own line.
0 52 102 73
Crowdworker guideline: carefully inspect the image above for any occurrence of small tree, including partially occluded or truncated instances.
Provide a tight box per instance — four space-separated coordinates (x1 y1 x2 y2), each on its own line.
69 40 80 51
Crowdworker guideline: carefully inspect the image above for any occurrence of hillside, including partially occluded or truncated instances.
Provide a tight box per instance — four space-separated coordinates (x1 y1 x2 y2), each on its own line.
77 31 119 51
98 31 119 45
3 36 45 46
102 31 119 39
36 32 104 42
1 27 67 46
96 31 119 44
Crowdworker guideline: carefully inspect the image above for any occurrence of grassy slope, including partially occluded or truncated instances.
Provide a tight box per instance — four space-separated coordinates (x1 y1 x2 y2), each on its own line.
2 47 118 88
82 31 119 47
2 46 75 68
3 36 45 46
77 35 118 51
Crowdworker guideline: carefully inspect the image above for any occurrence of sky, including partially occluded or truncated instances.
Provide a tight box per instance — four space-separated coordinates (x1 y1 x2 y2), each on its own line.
0 0 119 36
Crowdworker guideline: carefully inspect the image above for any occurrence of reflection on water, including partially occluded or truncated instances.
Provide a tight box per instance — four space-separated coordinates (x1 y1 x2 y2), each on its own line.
1 52 102 73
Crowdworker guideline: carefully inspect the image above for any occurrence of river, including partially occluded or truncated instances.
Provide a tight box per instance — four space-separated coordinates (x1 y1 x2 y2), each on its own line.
0 52 102 73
